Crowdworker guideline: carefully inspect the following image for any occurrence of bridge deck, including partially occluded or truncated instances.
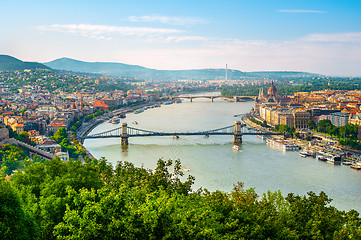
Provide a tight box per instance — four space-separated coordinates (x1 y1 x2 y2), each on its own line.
85 132 281 139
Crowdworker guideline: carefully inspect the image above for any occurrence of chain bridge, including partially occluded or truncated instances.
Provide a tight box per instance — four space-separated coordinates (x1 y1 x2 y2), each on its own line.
83 121 282 145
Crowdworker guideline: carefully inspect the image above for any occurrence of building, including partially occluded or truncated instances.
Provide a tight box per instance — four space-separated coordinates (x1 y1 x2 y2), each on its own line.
330 112 350 127
293 111 311 129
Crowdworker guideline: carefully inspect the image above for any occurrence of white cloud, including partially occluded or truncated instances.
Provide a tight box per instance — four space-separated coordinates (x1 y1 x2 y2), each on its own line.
37 24 184 40
128 15 207 25
277 9 326 13
300 32 361 43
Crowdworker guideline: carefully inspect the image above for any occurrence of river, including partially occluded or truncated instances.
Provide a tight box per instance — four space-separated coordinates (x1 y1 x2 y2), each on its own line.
84 94 361 212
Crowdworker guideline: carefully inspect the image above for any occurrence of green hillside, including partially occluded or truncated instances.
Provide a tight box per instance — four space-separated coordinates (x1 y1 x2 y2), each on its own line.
0 55 51 71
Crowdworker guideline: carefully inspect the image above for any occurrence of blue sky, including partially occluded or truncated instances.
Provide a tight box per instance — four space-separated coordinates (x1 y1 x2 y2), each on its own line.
1 0 361 75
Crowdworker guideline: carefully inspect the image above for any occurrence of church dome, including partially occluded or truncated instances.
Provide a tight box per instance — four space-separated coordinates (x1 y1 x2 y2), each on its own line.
268 82 277 95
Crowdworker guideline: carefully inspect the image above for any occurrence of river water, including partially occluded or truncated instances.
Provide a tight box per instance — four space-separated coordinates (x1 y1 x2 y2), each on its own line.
84 94 361 212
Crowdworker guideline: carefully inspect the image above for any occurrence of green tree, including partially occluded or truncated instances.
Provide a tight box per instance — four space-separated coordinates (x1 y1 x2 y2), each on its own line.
307 119 317 130
52 127 68 143
0 178 38 239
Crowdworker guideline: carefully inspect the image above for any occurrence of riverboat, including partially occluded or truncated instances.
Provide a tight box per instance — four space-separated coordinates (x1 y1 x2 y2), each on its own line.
134 109 144 114
299 151 308 158
326 154 342 165
342 161 353 166
299 149 316 158
317 153 327 161
232 145 242 151
266 138 301 151
112 117 120 124
350 164 361 170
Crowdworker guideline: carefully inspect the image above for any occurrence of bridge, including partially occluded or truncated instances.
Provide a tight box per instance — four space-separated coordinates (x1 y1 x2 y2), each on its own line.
83 121 282 145
171 95 256 102
171 95 222 102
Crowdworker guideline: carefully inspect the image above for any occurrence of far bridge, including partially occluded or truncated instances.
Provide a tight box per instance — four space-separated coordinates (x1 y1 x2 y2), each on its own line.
171 95 256 102
83 121 282 145
171 95 222 102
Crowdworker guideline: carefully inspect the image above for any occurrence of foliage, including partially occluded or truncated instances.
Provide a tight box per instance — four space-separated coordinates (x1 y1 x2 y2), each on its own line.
52 127 83 158
274 124 295 138
1 158 360 239
0 144 28 175
0 178 38 239
84 109 105 122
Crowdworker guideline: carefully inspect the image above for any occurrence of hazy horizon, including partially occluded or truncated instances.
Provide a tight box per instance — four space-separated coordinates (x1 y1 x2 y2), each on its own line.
1 0 361 76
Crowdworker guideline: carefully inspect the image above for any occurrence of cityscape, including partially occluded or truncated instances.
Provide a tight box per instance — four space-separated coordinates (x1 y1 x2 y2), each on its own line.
1 0 361 239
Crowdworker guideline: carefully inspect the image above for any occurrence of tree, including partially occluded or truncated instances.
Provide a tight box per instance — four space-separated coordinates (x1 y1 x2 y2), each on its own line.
52 127 68 143
307 119 317 130
0 178 38 239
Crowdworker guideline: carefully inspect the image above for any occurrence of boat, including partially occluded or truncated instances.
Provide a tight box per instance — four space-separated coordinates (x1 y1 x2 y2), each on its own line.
350 164 361 170
132 121 138 125
154 104 161 108
326 155 342 165
173 135 179 139
112 117 120 124
175 99 182 103
317 155 327 161
232 145 243 151
163 101 173 105
181 166 190 172
299 151 308 158
266 138 301 151
134 109 144 114
108 119 112 123
342 161 353 166
299 149 316 158
119 113 126 118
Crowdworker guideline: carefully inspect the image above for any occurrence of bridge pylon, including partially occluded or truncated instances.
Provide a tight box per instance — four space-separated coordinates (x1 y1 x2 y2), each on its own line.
121 123 129 145
233 121 242 144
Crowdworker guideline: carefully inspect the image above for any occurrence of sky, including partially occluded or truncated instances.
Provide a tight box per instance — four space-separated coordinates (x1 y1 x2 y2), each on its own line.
1 0 361 76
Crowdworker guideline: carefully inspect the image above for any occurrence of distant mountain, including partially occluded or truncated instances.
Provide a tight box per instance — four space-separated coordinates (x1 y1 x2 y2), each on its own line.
0 55 51 71
44 57 319 81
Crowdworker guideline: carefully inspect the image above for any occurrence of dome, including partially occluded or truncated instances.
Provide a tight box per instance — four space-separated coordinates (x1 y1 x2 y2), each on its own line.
268 82 277 95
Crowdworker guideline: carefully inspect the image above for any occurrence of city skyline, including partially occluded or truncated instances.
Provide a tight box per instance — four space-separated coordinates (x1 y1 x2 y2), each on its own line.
1 0 361 76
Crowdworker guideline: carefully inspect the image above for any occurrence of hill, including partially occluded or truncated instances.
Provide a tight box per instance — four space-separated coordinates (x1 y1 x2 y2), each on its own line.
0 55 51 71
45 57 317 81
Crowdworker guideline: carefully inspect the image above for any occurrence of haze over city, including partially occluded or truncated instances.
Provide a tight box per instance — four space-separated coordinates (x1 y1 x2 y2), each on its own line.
1 0 361 75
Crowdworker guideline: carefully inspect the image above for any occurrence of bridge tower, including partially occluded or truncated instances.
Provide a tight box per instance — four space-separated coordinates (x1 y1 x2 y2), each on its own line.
121 123 129 145
233 121 242 144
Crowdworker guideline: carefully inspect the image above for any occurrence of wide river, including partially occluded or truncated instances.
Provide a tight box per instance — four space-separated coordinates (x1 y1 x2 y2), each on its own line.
84 93 361 212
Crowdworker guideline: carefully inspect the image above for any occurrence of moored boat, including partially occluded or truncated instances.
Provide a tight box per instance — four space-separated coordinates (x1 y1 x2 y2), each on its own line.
266 138 301 151
350 164 361 170
112 117 120 124
317 155 327 161
134 109 144 114
326 155 341 165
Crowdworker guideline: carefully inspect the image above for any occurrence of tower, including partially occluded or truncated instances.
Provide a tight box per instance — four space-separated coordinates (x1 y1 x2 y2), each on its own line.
233 121 243 144
225 64 228 81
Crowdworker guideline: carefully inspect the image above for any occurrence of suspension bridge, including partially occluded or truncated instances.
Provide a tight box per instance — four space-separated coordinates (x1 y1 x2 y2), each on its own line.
83 121 282 145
